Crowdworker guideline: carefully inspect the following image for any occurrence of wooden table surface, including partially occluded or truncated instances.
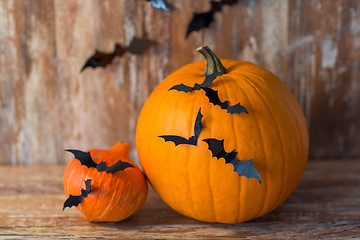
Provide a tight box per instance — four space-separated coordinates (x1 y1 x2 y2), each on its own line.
0 160 359 239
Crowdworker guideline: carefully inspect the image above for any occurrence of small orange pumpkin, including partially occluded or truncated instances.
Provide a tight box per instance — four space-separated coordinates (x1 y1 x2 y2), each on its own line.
136 46 309 223
63 142 148 222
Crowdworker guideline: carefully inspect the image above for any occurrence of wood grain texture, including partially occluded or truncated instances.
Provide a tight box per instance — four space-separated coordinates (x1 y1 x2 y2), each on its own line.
0 160 359 239
0 0 359 164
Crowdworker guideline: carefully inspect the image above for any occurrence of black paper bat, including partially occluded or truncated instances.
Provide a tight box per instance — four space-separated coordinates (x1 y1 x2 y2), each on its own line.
146 0 170 11
104 160 135 174
63 179 92 210
159 108 203 146
65 149 135 173
169 72 221 93
202 87 248 114
81 37 157 71
65 149 97 168
203 138 261 183
186 0 239 38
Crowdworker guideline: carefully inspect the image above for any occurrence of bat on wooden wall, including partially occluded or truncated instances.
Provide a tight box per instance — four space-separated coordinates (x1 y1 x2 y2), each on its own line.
63 179 92 209
186 0 239 38
203 138 261 183
146 0 170 11
159 108 203 146
81 37 157 72
65 149 135 173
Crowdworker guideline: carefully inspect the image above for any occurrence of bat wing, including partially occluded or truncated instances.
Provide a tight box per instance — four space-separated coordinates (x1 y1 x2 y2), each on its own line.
147 0 170 11
81 44 125 72
226 103 248 114
204 138 260 183
65 149 97 168
169 83 194 93
63 180 92 210
159 135 195 146
124 37 157 55
169 73 220 93
199 72 221 88
202 87 228 109
81 51 113 72
96 161 107 172
210 1 222 12
158 108 202 147
203 138 237 163
203 138 226 158
63 194 83 210
203 87 248 114
193 108 203 140
230 159 261 183
186 11 215 38
81 57 102 71
106 160 135 174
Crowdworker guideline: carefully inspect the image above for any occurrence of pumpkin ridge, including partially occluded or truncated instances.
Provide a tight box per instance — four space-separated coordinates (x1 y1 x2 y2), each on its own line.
90 171 109 220
243 70 307 150
240 71 307 207
65 164 77 195
140 86 171 200
237 73 288 215
231 74 268 219
219 76 241 222
180 91 203 219
207 110 218 222
79 173 91 216
96 178 120 221
164 94 180 213
206 106 219 222
269 88 307 205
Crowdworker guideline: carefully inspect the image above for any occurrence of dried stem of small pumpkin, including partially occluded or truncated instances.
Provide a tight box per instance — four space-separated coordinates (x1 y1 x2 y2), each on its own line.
196 45 226 76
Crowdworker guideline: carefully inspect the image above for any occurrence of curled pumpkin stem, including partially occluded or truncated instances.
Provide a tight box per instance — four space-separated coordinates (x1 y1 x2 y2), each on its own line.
196 45 226 76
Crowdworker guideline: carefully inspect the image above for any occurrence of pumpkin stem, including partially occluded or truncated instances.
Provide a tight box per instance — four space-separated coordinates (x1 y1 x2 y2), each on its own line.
196 45 226 76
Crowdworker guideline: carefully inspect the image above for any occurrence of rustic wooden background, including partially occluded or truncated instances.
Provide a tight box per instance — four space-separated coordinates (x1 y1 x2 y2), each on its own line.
0 0 359 165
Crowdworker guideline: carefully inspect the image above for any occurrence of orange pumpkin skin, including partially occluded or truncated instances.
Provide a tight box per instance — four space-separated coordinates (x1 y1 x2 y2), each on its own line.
136 51 309 223
63 142 148 222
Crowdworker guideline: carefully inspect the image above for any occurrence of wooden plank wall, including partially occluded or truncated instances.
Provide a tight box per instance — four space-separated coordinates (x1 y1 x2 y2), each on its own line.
0 0 359 165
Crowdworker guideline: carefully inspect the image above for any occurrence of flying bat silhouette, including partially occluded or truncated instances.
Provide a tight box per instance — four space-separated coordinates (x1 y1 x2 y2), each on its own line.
186 0 239 38
146 0 170 11
203 138 261 183
65 149 135 173
202 87 248 114
81 37 157 71
64 150 97 168
169 72 221 93
159 108 203 146
63 179 92 210
169 72 248 115
103 160 135 174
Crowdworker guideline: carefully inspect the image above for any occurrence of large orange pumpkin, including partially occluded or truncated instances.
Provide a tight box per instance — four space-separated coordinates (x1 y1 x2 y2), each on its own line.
63 142 148 222
136 46 309 223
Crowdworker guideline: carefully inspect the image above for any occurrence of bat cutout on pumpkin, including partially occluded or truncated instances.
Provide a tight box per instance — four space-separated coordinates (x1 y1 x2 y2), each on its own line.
169 72 247 115
169 72 221 93
202 87 248 114
63 179 92 210
81 37 157 72
159 108 203 146
146 0 170 11
65 149 135 173
203 138 261 183
186 0 239 38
